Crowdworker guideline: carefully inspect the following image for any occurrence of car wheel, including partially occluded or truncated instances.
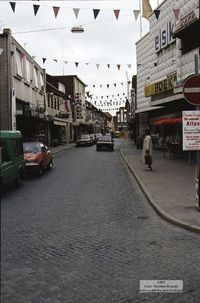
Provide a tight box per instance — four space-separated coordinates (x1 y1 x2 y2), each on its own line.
48 158 53 170
14 171 22 187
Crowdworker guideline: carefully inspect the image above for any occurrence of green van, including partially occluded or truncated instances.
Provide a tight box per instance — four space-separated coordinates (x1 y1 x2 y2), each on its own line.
0 131 24 193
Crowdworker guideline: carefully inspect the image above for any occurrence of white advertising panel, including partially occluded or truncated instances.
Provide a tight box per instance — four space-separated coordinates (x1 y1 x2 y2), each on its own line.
182 111 200 151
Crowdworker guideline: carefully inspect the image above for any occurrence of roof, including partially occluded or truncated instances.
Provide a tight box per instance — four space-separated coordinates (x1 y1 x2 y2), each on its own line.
0 130 22 139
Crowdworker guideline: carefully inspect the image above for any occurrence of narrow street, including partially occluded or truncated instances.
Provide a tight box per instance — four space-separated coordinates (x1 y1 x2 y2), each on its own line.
1 140 200 303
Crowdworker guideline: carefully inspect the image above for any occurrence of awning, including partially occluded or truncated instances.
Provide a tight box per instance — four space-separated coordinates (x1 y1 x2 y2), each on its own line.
135 106 165 113
152 117 182 125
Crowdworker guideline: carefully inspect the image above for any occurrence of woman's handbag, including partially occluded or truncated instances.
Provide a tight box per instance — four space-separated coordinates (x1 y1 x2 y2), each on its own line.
145 154 152 165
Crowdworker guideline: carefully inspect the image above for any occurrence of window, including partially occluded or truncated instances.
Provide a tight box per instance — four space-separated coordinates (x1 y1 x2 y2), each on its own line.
0 141 10 163
33 67 39 88
58 82 65 93
12 138 23 157
40 73 44 89
25 58 31 82
15 50 23 77
51 95 54 108
47 94 50 107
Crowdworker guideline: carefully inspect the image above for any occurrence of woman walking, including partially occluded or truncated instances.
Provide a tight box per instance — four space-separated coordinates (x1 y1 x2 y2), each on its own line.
142 129 153 171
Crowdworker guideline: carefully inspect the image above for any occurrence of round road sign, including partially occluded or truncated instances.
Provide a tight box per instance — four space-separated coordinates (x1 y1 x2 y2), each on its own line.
183 74 200 105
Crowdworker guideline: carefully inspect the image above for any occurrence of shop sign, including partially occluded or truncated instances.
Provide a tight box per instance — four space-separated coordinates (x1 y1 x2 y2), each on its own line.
182 111 200 151
174 11 198 34
155 21 175 53
145 74 177 97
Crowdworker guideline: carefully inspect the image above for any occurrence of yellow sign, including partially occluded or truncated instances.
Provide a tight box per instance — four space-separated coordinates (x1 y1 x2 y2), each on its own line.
145 74 177 97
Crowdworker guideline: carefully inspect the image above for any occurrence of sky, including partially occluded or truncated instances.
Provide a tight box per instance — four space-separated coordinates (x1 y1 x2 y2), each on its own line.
0 0 160 116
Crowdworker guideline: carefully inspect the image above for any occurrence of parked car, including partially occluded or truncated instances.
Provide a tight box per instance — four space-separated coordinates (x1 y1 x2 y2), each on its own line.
23 142 53 176
0 131 24 195
96 135 114 151
94 133 102 142
89 134 96 145
76 134 92 147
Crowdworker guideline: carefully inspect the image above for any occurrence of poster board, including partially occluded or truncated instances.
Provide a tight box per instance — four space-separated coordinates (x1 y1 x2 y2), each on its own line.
182 110 200 151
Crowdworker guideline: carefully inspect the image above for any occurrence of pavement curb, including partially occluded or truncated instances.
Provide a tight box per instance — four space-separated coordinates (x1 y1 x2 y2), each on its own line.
120 145 200 235
52 145 76 155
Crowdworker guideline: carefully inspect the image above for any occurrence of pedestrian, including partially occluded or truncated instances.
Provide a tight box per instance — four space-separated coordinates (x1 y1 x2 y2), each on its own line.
142 129 153 171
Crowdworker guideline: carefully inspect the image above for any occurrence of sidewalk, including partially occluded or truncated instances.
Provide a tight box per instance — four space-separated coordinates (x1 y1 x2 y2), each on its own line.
51 143 76 154
121 140 200 234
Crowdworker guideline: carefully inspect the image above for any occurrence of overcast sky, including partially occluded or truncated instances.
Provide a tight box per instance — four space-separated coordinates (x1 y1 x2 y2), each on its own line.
0 0 159 115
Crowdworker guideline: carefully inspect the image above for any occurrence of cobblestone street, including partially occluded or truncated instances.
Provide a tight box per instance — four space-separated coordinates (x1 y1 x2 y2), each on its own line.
1 141 200 303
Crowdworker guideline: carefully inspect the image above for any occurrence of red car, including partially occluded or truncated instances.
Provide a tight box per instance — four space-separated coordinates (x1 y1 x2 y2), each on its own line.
23 142 53 176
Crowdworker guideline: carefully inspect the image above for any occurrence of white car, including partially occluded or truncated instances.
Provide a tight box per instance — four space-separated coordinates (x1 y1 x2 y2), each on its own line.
76 134 92 147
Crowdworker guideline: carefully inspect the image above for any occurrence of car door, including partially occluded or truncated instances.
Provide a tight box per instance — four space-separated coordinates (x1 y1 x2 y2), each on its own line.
0 140 13 185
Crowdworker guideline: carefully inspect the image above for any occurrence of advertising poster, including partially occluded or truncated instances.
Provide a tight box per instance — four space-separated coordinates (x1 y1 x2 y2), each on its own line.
182 110 200 151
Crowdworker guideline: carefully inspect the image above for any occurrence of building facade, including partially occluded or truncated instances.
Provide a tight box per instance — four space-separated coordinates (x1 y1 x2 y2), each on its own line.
0 28 47 142
136 0 200 149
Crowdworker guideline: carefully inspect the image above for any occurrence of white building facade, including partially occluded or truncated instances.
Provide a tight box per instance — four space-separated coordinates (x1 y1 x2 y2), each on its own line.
136 0 199 143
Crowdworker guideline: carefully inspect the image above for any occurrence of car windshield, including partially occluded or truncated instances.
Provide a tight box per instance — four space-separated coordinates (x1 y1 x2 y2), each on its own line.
80 135 90 139
98 136 111 142
23 142 41 153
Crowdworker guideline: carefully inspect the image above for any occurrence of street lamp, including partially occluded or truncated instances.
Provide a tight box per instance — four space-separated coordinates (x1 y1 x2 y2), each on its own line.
71 26 84 33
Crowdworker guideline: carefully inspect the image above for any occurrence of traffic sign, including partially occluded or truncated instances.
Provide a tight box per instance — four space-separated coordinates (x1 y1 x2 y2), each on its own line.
183 74 200 105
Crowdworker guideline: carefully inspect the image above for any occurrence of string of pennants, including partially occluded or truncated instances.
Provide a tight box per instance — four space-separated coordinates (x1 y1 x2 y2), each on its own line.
31 55 132 71
8 2 141 21
8 2 181 21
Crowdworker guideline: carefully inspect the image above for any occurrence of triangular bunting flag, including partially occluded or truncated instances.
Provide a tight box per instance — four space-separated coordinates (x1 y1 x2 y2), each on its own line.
33 4 40 16
73 8 80 19
96 64 100 69
42 58 46 64
53 6 60 18
93 9 100 20
173 9 180 20
93 85 95 88
107 84 109 88
53 59 57 63
114 83 116 87
75 62 79 68
85 63 89 65
100 85 102 88
0 48 4 55
64 61 68 64
133 10 140 21
121 83 123 86
107 64 110 69
113 10 120 20
142 0 152 20
127 64 132 69
9 2 16 13
154 10 160 20
117 64 121 70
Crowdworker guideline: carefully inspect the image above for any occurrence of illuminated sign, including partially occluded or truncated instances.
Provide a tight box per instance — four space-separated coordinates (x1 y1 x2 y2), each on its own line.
145 74 177 97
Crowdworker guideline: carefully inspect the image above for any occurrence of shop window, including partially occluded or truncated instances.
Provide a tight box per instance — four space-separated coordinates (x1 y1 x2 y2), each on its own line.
15 50 23 77
33 67 39 88
0 141 10 163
